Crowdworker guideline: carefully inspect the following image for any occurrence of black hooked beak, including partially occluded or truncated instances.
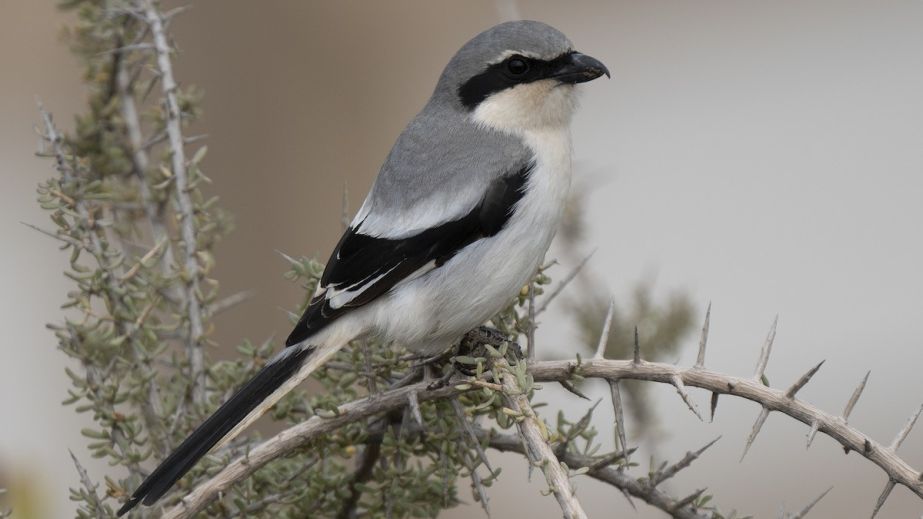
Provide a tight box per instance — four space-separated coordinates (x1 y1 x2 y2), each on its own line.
550 52 610 84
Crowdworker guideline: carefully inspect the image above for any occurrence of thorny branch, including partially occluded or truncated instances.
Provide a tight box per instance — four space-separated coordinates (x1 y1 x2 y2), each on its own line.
530 311 923 517
163 311 921 519
39 106 166 472
491 354 588 519
161 381 470 519
139 0 208 404
484 431 714 519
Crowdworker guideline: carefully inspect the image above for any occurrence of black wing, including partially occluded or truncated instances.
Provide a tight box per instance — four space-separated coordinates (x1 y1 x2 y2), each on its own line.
285 162 533 347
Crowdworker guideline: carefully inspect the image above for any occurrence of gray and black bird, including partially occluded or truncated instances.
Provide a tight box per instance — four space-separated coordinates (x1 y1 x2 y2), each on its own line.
117 20 608 515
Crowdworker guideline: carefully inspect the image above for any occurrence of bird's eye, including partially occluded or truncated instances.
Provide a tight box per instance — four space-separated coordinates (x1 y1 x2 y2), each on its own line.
506 57 529 75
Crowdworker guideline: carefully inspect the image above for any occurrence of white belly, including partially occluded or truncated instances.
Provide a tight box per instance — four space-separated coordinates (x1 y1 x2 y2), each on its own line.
368 127 573 353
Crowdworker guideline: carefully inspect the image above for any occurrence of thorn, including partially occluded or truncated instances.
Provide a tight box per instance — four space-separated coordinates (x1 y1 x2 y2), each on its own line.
632 326 641 365
790 486 833 519
608 379 629 462
889 403 923 452
785 360 825 398
618 487 637 510
536 248 596 314
275 249 301 266
753 315 778 381
694 302 711 369
710 392 719 423
407 391 424 430
593 298 615 359
559 379 590 400
741 407 771 462
587 447 636 471
671 375 703 421
870 479 895 518
651 436 721 486
672 488 705 511
806 421 820 449
450 399 495 474
842 371 870 423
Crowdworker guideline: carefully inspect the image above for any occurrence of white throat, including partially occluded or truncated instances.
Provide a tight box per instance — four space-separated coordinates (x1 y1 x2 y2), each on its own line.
470 79 579 134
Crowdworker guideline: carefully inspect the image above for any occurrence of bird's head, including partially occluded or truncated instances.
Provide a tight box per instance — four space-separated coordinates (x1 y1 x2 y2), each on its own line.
435 20 609 133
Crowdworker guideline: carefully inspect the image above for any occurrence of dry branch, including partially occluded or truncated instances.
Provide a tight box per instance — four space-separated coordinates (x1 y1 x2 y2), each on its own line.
161 381 469 519
529 359 923 502
140 0 208 404
491 355 588 519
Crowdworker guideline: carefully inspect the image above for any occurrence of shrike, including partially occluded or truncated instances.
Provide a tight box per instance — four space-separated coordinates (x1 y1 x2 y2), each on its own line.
118 20 607 515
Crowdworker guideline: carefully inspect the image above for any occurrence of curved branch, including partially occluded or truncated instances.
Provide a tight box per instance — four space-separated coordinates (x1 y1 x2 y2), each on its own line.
160 336 922 518
161 381 467 519
529 359 923 501
163 369 727 519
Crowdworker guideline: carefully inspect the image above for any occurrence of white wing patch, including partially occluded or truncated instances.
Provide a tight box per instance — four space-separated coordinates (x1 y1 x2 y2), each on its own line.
326 265 399 310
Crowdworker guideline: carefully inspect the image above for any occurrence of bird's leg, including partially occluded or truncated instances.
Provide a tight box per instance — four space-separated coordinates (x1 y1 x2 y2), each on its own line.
458 326 523 363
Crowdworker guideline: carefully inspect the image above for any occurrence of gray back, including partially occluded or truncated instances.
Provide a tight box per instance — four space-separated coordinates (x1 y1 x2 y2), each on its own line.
355 21 572 238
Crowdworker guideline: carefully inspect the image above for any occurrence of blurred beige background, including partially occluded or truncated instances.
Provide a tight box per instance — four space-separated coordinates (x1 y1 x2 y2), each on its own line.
2 1 922 517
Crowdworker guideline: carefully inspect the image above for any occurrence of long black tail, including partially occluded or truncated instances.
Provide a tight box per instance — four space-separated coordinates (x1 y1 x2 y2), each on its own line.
116 345 313 516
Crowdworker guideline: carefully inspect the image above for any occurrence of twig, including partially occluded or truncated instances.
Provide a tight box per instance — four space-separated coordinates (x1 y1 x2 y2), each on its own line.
491 355 588 519
784 486 832 519
140 0 208 404
536 249 595 314
485 432 714 519
206 290 254 316
114 45 178 286
70 450 105 519
526 280 537 361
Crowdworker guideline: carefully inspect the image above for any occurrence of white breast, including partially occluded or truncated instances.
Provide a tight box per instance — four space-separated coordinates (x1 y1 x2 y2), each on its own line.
368 126 573 354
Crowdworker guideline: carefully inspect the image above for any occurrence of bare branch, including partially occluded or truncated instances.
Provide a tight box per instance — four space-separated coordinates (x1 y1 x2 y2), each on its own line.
529 359 923 500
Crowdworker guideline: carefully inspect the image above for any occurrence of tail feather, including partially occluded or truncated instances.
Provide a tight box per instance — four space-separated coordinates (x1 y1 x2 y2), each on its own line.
117 344 322 516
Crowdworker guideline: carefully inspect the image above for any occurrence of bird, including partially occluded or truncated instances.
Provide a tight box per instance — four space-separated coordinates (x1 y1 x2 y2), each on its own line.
117 19 608 515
